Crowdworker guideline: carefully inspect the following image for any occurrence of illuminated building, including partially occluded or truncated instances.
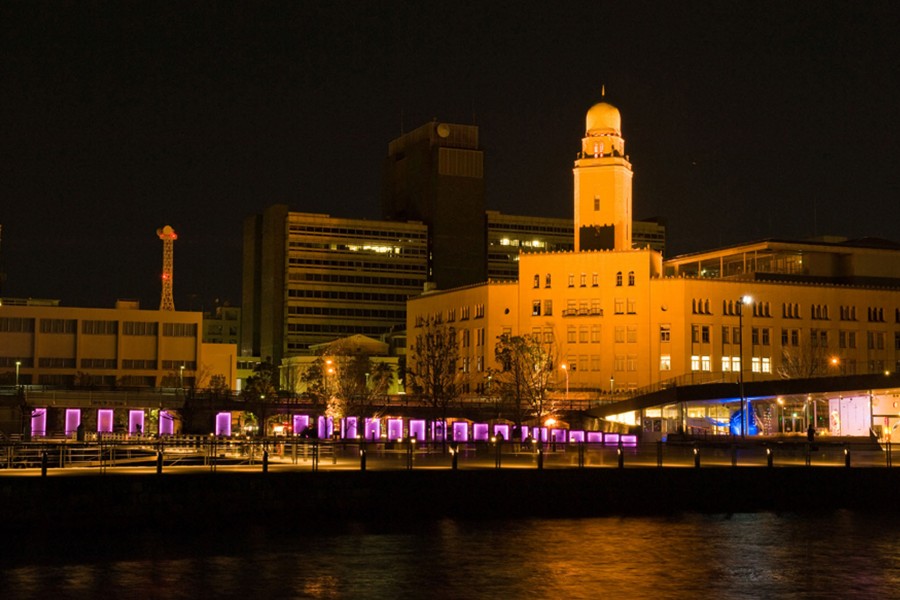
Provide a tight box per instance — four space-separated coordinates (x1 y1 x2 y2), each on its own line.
202 304 240 346
486 211 574 281
0 299 237 389
407 98 900 408
241 205 429 363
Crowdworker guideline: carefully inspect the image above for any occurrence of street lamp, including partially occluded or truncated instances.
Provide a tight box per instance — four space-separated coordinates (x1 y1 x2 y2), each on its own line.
560 364 569 402
15 360 21 388
179 365 185 389
737 295 752 438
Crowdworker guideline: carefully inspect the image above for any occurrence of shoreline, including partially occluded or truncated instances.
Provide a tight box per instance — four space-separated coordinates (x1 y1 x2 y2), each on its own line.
2 468 898 534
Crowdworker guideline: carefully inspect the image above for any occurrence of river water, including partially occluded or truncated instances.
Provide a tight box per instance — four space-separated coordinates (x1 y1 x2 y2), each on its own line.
3 511 899 599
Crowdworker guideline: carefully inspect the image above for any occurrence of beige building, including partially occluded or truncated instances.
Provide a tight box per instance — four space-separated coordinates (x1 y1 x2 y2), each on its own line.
0 299 237 390
407 98 900 403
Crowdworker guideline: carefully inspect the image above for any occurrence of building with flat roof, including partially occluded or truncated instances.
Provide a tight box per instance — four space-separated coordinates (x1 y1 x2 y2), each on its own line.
0 300 237 390
241 205 429 363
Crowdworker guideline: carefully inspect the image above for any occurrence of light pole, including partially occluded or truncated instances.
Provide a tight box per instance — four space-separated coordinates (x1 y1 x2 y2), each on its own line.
15 360 21 388
560 364 569 403
609 375 615 395
737 295 752 438
179 365 185 389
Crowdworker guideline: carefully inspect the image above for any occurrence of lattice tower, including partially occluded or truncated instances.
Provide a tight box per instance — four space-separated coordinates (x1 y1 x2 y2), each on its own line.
157 225 177 311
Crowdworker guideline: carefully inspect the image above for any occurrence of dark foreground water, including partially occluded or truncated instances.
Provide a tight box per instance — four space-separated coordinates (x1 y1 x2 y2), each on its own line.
4 511 899 599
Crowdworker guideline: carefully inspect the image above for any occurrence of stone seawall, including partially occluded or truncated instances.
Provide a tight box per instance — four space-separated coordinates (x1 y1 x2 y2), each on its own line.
2 468 898 534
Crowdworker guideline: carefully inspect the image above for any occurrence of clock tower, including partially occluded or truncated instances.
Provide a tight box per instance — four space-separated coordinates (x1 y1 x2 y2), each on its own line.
573 97 633 252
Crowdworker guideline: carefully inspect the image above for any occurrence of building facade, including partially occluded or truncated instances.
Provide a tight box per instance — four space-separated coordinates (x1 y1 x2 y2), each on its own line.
241 205 429 363
382 121 487 290
0 299 237 389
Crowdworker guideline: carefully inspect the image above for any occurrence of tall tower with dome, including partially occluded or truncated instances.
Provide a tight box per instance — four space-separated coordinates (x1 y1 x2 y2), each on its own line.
573 94 633 252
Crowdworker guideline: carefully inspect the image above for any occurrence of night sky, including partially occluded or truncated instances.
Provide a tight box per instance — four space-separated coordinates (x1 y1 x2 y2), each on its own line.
1 2 898 310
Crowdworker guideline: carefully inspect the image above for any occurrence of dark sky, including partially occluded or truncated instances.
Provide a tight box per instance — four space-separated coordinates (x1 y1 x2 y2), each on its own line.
1 1 898 310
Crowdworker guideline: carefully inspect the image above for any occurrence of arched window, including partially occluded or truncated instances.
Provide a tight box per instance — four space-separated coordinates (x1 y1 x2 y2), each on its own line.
616 272 623 286
628 271 635 286
533 274 540 288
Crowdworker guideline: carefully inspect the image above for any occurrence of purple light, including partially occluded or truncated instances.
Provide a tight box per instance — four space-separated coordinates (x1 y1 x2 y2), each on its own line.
293 414 310 436
532 427 548 443
621 434 638 446
159 410 175 436
31 408 47 438
519 426 529 442
129 410 145 436
317 416 333 439
586 432 603 443
430 421 445 441
473 423 489 441
550 429 567 443
409 419 426 441
65 409 81 437
604 433 620 445
215 412 231 436
569 430 585 443
492 424 510 441
365 418 381 440
97 409 114 433
387 418 404 440
452 421 469 442
343 416 358 439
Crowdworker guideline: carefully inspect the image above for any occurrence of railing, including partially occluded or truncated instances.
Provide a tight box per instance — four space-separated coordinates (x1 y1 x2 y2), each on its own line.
1 437 895 473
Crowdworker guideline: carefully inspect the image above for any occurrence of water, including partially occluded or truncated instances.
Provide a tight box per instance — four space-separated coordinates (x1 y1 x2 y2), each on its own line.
3 512 899 599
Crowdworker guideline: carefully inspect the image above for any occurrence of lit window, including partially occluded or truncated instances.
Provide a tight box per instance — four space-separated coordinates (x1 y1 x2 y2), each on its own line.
751 357 761 373
701 356 711 372
762 357 771 373
660 355 671 371
691 355 700 371
722 357 732 372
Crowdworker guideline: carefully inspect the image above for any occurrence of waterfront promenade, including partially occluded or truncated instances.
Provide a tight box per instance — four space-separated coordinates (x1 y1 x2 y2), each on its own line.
2 436 898 536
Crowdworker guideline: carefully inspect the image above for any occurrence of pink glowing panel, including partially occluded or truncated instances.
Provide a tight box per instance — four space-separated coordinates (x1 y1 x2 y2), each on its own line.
215 412 231 436
430 421 445 441
293 414 311 436
387 418 404 440
31 408 47 437
604 433 620 445
586 432 603 443
621 434 638 446
343 416 358 439
129 410 145 435
365 418 381 440
569 430 585 443
65 409 81 436
159 410 175 436
519 427 529 442
452 421 469 442
473 423 489 441
317 416 333 439
97 409 114 433
409 419 426 441
532 427 548 443
492 424 510 441
550 429 567 443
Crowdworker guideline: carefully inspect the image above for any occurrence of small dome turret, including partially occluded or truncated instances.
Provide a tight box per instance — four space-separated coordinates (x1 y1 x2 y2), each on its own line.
585 102 621 136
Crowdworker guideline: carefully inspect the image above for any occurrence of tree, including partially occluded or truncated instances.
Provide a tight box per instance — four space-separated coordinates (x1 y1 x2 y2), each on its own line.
778 335 833 379
493 333 559 429
407 318 460 443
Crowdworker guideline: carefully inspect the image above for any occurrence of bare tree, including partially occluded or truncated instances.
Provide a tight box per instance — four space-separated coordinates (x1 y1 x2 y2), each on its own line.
493 333 559 428
407 318 460 443
778 334 833 379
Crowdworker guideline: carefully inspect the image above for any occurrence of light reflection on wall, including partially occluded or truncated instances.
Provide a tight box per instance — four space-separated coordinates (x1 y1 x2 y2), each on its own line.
31 408 47 437
215 412 231 436
65 408 81 436
97 409 114 433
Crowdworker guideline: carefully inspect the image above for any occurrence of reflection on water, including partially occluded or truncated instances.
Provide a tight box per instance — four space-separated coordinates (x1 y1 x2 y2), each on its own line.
5 511 899 599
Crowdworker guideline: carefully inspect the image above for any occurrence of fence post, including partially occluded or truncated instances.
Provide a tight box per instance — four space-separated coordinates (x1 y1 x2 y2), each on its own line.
537 447 544 470
693 447 700 468
360 445 367 471
262 449 269 473
617 447 624 469
656 440 663 468
766 447 773 468
156 450 163 474
41 450 48 477
844 447 851 468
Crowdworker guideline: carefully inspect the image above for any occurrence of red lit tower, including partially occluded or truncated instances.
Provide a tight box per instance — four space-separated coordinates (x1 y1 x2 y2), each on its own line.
157 225 177 311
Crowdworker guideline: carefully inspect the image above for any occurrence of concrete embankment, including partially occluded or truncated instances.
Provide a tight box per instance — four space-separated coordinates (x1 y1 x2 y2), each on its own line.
1 468 897 534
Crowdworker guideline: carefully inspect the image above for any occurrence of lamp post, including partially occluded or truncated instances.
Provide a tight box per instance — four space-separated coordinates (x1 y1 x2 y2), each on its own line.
737 295 752 438
15 360 21 388
179 365 185 389
560 364 569 404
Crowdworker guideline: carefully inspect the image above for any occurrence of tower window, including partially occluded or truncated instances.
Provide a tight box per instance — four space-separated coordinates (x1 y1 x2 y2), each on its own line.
616 272 623 286
593 196 600 211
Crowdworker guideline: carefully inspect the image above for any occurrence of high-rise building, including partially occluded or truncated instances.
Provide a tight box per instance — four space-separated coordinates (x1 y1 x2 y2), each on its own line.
382 121 487 289
241 205 428 363
486 211 574 281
